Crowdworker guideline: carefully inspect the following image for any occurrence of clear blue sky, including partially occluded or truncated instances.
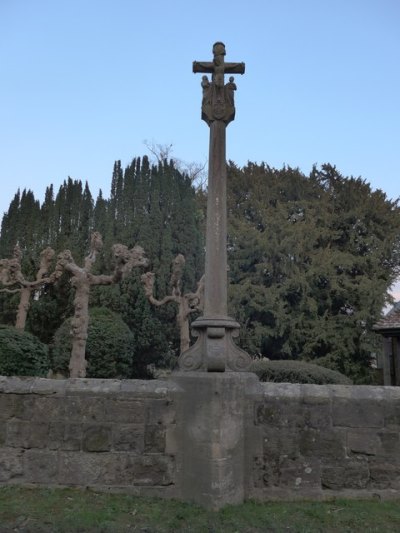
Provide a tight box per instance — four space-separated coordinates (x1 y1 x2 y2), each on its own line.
1 0 399 214
1 1 399 291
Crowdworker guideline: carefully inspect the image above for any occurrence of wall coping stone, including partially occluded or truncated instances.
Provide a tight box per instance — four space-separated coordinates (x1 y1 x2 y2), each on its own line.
0 376 178 397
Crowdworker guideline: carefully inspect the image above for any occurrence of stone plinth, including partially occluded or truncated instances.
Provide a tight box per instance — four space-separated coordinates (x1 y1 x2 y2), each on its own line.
171 371 259 509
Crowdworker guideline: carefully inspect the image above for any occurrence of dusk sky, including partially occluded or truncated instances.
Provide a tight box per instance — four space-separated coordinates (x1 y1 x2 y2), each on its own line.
1 0 399 297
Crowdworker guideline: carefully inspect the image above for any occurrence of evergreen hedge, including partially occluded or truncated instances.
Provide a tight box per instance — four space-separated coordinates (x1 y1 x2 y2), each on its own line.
250 359 352 385
51 307 135 378
0 325 50 377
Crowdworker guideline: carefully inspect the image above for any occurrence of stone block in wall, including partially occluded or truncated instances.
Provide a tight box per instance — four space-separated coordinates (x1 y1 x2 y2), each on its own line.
0 394 28 420
332 399 384 428
347 429 380 456
47 423 82 451
255 399 304 428
369 461 400 489
262 428 300 460
377 431 400 458
278 457 321 490
82 425 112 452
103 399 145 424
253 455 321 491
24 450 58 483
0 449 23 482
0 421 5 446
383 400 400 430
146 399 176 425
6 420 49 449
299 428 346 461
59 452 121 485
63 397 107 423
21 396 64 421
113 424 144 452
303 403 332 429
321 458 370 490
120 454 174 486
144 425 166 453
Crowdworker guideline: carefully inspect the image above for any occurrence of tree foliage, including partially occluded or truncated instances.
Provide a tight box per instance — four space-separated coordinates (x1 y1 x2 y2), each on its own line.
0 156 399 382
227 162 400 381
0 325 50 377
51 308 135 378
250 359 352 385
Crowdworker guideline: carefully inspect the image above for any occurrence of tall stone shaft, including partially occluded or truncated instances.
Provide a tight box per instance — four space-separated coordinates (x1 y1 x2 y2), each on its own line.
178 42 251 372
204 121 227 318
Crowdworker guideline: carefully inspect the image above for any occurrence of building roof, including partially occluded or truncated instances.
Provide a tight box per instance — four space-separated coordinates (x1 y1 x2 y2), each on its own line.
373 302 400 334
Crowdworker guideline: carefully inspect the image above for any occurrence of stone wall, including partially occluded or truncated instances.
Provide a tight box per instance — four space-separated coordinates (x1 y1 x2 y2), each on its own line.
248 382 400 500
0 376 178 497
1 375 400 506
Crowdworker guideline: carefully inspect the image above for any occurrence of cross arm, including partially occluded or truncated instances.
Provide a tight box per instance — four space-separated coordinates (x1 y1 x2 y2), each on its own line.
193 61 245 74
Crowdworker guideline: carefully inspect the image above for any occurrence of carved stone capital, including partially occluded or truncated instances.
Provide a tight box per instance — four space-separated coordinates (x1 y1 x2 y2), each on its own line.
178 316 252 372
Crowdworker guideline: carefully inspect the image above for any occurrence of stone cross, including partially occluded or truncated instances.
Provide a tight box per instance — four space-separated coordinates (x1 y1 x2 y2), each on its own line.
193 41 245 126
178 42 251 372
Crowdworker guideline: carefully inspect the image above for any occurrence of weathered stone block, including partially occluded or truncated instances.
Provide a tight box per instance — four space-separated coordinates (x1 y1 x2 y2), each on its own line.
299 429 346 460
0 421 5 445
332 399 384 428
383 400 400 429
253 455 321 490
347 429 380 456
253 456 280 488
144 425 166 453
255 400 303 428
322 459 369 490
0 394 25 419
103 399 145 424
378 431 400 457
0 449 23 482
369 462 400 489
82 425 112 452
59 452 121 485
48 423 82 451
63 397 106 423
262 428 300 460
120 454 174 486
303 404 332 429
278 457 321 490
24 450 58 483
146 399 176 425
113 424 144 452
6 420 49 449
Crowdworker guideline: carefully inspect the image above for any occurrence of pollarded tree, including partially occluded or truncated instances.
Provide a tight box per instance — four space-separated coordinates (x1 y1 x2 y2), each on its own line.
141 254 204 353
0 244 55 330
54 231 148 378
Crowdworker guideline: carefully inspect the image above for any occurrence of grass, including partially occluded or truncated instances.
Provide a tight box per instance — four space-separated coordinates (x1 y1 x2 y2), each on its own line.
1 486 400 532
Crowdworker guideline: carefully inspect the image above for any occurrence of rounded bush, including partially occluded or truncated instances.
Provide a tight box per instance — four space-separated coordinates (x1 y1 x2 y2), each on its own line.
51 307 135 378
0 325 50 377
250 358 352 385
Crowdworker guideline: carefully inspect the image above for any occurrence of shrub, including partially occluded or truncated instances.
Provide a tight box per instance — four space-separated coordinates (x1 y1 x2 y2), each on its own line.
51 307 135 378
0 325 50 377
250 358 352 385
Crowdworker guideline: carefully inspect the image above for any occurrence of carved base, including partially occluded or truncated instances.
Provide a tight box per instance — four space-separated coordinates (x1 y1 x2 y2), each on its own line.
178 316 252 372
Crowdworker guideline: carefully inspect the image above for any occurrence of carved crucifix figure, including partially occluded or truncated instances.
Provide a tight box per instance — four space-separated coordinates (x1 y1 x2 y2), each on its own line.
193 41 245 126
178 42 251 372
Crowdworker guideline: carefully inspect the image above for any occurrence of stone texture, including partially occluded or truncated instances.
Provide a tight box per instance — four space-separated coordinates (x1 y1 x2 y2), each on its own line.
24 450 58 483
332 398 385 428
347 429 380 456
113 424 144 453
82 425 112 452
321 459 370 490
0 377 400 506
0 449 23 482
